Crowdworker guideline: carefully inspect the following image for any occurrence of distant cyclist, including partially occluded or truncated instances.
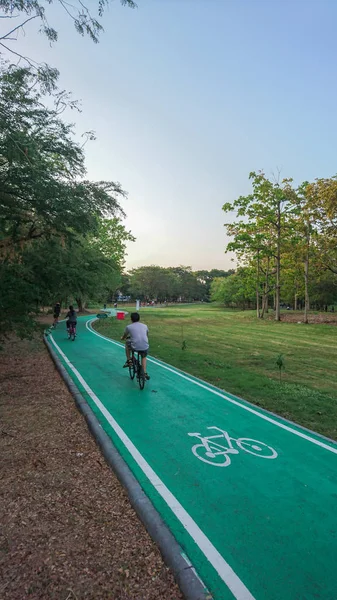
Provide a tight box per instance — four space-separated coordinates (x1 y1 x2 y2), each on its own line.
66 305 77 333
121 312 150 380
53 302 61 327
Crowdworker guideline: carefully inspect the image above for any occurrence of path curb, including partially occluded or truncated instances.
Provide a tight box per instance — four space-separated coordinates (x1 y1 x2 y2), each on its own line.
44 334 210 600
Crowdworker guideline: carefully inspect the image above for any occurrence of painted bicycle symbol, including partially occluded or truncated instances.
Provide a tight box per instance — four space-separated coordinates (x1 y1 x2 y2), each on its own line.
188 426 278 467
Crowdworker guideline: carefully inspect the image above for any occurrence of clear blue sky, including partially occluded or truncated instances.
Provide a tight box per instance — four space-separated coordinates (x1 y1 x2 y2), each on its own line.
7 0 337 270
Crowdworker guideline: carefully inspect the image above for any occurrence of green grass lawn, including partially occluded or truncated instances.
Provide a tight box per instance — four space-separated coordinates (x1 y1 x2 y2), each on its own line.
94 305 337 440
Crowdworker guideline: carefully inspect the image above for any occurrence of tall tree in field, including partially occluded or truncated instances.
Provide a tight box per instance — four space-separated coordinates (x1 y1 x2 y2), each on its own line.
223 171 294 321
286 182 321 323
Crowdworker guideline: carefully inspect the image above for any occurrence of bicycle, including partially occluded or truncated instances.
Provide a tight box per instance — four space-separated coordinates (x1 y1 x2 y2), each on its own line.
188 426 278 467
129 350 146 390
67 322 76 341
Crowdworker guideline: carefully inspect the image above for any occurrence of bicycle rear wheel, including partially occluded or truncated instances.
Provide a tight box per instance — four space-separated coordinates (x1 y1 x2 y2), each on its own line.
138 362 145 390
129 354 136 380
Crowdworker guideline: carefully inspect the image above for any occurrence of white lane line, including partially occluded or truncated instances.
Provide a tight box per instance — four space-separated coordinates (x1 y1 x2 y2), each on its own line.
49 334 255 600
86 319 337 456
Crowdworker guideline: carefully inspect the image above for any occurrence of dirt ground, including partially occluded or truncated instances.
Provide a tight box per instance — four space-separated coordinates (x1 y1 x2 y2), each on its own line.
0 333 183 600
280 311 337 325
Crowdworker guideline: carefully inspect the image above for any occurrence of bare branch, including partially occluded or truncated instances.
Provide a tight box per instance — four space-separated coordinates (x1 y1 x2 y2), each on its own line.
0 41 38 67
0 15 38 40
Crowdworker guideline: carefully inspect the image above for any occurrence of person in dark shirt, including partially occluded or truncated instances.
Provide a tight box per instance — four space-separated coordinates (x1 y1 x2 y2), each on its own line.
66 306 77 332
53 302 61 327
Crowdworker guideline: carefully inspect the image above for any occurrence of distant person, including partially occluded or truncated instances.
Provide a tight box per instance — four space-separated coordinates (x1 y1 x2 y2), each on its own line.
114 301 118 309
53 302 61 327
121 312 150 380
66 305 77 332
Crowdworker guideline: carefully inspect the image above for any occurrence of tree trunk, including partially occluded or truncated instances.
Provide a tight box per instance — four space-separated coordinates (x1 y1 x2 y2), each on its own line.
260 257 270 319
275 201 281 321
76 297 84 313
304 226 310 324
256 248 261 318
304 259 309 324
265 256 269 314
294 291 298 311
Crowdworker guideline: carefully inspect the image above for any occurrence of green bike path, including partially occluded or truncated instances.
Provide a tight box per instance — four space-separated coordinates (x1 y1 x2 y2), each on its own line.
49 316 337 600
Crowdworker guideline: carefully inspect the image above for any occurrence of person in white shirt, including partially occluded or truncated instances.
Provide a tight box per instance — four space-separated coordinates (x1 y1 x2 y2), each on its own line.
121 312 150 380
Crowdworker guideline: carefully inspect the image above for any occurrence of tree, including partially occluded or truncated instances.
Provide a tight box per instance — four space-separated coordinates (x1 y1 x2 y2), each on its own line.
129 266 178 301
127 266 218 302
310 269 337 310
0 66 127 253
20 218 132 313
90 218 135 268
0 259 38 340
0 64 132 339
210 268 255 309
304 177 337 275
170 266 201 301
195 269 234 299
223 171 295 320
0 0 136 341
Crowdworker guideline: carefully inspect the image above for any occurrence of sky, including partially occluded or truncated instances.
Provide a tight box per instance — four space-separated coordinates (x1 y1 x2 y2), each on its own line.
3 0 337 270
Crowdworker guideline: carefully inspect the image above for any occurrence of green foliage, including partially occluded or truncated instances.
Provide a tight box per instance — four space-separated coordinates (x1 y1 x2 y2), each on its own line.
128 266 233 302
210 268 255 308
0 66 127 252
90 218 135 268
223 171 337 320
0 0 137 341
195 269 234 298
0 260 38 340
223 171 296 321
0 64 133 340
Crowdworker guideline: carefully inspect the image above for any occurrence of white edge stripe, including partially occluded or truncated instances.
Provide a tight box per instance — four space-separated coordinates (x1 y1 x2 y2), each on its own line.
49 333 255 600
86 318 337 456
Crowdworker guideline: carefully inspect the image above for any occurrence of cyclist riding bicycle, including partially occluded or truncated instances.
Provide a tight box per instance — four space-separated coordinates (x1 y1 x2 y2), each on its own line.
53 302 61 327
121 312 150 380
66 305 77 332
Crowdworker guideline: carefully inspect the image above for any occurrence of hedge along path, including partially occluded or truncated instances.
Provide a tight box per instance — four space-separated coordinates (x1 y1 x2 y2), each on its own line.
48 315 337 600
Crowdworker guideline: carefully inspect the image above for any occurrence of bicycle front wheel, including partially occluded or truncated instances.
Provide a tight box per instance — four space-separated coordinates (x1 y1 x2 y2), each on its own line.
236 438 278 459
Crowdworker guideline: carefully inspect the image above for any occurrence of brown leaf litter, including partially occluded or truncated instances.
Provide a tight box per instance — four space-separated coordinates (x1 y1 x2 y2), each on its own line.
0 335 183 600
